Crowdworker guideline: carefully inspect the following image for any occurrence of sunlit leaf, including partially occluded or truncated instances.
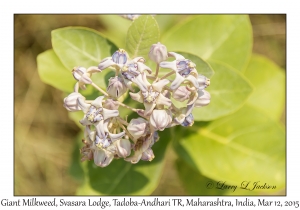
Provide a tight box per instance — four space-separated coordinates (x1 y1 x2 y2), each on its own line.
126 15 160 58
37 49 75 92
162 15 252 71
51 27 118 88
174 105 285 193
192 60 253 121
75 129 172 195
244 54 285 120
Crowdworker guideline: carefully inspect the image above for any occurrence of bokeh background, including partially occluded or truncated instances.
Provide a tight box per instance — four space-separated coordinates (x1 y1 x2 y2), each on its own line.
14 14 286 195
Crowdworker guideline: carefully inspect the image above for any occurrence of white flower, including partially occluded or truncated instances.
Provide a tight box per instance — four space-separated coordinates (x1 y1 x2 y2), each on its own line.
160 52 199 90
98 49 129 70
150 109 172 131
148 42 168 64
129 73 171 116
63 92 85 111
72 66 100 90
194 89 211 107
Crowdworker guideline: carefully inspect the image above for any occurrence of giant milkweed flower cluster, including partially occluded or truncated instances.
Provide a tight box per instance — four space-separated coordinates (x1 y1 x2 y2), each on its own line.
63 42 211 167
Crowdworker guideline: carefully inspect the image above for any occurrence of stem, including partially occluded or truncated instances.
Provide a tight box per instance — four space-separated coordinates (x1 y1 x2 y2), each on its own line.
146 75 157 80
160 71 175 80
91 82 109 96
118 101 139 112
117 117 129 126
119 123 134 140
74 82 79 92
154 64 160 78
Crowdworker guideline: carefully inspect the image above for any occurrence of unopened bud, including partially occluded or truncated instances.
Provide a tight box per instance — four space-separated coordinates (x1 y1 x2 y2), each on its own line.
141 148 155 161
197 75 210 90
195 90 211 107
107 76 128 98
150 109 172 131
112 49 128 64
173 86 191 102
148 42 168 64
127 118 149 141
116 139 131 158
103 99 119 110
63 92 85 111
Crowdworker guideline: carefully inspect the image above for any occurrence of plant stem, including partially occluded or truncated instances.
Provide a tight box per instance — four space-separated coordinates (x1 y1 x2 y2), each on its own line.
118 101 139 112
91 82 109 96
160 71 175 80
154 64 160 78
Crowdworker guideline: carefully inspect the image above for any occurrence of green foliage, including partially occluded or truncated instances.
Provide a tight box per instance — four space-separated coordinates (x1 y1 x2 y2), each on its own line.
192 60 253 121
126 15 160 58
244 54 285 120
162 15 252 71
174 105 285 194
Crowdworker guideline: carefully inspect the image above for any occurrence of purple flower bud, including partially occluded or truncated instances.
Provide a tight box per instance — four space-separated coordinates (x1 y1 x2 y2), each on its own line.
148 42 168 64
181 113 194 127
173 86 191 102
112 49 128 64
150 110 172 131
103 99 119 110
116 139 131 158
107 76 128 98
63 92 85 111
195 90 211 107
197 75 210 90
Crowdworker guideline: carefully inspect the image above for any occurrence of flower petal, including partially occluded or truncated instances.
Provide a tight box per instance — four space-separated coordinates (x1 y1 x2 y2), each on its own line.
87 66 102 73
102 108 119 120
170 72 185 90
168 52 185 60
137 62 152 74
91 96 104 108
131 74 148 92
152 79 169 92
129 91 143 103
98 57 114 70
141 148 155 161
108 131 125 142
95 120 106 138
77 97 90 113
156 94 172 107
159 60 177 71
185 74 199 89
94 149 114 167
80 117 92 126
143 102 156 116
116 139 131 158
125 152 142 164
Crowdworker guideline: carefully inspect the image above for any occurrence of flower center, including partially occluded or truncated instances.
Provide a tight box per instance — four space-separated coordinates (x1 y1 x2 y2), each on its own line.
95 133 112 149
86 106 103 123
122 63 140 80
142 86 159 103
177 60 196 76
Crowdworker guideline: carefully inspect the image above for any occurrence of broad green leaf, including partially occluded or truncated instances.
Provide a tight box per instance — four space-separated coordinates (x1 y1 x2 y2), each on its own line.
51 27 118 88
192 60 252 121
176 158 259 195
162 15 252 71
174 105 285 193
126 15 160 58
244 54 285 120
155 15 189 35
37 49 75 92
98 15 132 48
75 128 172 195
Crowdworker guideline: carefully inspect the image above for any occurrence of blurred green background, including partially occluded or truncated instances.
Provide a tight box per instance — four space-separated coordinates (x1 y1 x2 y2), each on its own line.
14 14 286 195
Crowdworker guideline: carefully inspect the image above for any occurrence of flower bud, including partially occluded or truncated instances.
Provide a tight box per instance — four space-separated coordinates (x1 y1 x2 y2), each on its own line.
112 49 128 64
103 99 119 110
150 109 172 131
173 86 191 102
195 90 211 107
141 148 155 161
127 118 149 141
107 76 128 98
63 92 85 111
197 74 210 90
181 113 194 127
93 149 114 167
148 42 168 64
116 139 131 158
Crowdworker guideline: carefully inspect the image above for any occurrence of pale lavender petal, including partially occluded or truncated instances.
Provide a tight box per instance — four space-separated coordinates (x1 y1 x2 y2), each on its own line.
108 131 125 142
156 94 172 107
116 139 131 158
129 91 143 103
80 74 92 84
102 108 119 120
94 149 114 167
95 120 105 138
170 73 185 90
137 62 152 74
168 52 185 60
143 102 156 116
131 74 148 92
87 66 102 73
80 117 92 126
141 148 155 161
91 96 104 108
185 75 199 89
125 152 142 164
98 58 114 70
152 79 169 92
159 60 177 71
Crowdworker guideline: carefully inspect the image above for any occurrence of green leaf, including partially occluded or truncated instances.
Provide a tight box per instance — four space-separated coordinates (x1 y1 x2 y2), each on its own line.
126 15 160 58
244 54 285 120
155 15 190 35
174 105 285 193
51 27 118 88
162 15 252 71
98 15 132 48
192 60 253 121
75 128 172 195
37 49 75 92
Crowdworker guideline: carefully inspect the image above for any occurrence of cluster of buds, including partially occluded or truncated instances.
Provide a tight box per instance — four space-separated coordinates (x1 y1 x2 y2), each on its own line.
63 42 211 167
